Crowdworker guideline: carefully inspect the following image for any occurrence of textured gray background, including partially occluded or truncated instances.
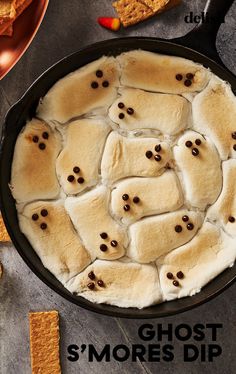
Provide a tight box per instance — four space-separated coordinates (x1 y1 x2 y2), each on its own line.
0 1 236 373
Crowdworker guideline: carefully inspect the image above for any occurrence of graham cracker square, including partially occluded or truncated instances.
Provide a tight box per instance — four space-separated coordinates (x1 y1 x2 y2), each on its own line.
113 0 155 27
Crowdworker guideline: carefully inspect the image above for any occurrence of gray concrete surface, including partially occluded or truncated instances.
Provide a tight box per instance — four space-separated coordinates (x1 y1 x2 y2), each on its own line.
0 1 236 373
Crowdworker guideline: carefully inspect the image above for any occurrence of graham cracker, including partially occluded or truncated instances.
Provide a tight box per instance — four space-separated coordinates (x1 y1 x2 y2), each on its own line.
0 214 11 242
0 0 15 34
113 0 155 27
29 311 61 374
0 0 32 36
140 0 169 13
0 0 16 20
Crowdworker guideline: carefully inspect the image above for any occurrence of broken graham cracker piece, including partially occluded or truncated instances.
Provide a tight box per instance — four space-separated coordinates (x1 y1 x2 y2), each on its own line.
140 0 181 13
112 0 181 28
0 214 11 242
140 0 170 13
113 0 155 27
0 0 16 34
29 311 61 374
0 0 16 20
0 0 32 36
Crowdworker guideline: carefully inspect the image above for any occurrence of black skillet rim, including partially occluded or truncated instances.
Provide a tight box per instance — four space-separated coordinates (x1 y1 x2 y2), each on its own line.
1 37 236 319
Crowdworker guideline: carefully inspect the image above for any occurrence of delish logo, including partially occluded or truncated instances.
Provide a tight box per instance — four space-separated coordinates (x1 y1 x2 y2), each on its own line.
184 11 225 24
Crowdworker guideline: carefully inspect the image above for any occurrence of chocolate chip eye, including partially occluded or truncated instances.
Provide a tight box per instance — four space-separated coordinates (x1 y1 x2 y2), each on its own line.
184 79 192 87
40 223 47 230
192 148 199 156
123 204 130 212
87 282 95 290
175 225 182 233
42 132 49 139
102 80 109 88
176 271 184 279
145 150 153 159
175 74 183 81
41 209 48 217
73 166 80 174
32 135 39 143
166 272 174 279
118 102 125 109
154 154 162 162
32 213 39 221
122 194 129 201
173 280 179 287
39 143 46 150
119 113 125 119
77 177 85 184
88 271 95 280
127 107 134 115
133 196 140 204
233 145 236 151
91 81 99 89
111 240 118 247
96 70 103 78
100 232 108 239
100 244 108 252
182 215 189 222
155 144 162 152
228 216 235 223
97 280 105 287
187 223 194 230
185 140 192 148
195 139 201 146
67 175 75 182
186 73 194 80
231 132 236 140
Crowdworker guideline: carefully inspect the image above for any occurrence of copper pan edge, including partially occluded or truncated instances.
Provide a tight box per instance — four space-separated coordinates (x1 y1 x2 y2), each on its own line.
0 0 49 80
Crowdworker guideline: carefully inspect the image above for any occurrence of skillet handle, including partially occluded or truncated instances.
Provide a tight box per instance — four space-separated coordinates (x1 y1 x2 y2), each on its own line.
171 0 234 65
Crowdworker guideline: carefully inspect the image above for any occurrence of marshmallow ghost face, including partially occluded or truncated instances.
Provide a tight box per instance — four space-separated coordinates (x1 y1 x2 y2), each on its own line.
173 131 222 210
11 119 61 204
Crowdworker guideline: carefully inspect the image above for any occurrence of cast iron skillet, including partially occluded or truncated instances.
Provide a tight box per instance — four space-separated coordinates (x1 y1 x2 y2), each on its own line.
0 0 235 318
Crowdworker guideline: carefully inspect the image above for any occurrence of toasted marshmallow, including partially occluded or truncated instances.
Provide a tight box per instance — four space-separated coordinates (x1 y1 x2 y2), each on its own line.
11 118 61 204
108 88 190 135
18 200 91 284
111 172 183 225
56 119 110 195
173 131 222 210
118 50 210 94
37 56 119 123
65 259 162 309
101 132 171 184
192 76 236 160
157 222 236 301
207 159 236 237
65 186 128 261
128 209 203 263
